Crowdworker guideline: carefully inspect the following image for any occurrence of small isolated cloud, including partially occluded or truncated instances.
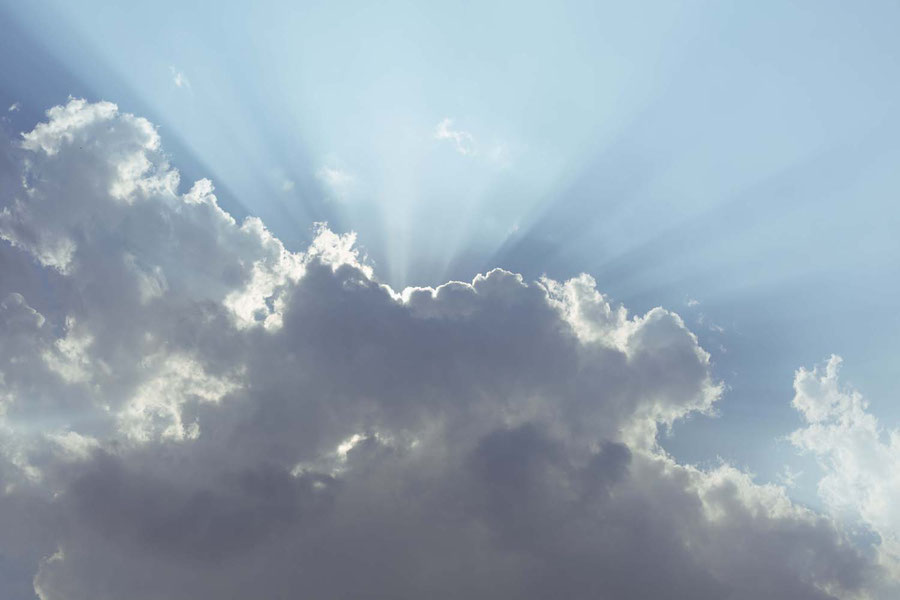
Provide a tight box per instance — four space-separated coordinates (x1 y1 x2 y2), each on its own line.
434 117 476 156
268 169 296 194
486 142 513 168
170 66 190 89
0 99 896 600
316 165 354 198
687 298 700 308
433 118 516 168
8 102 20 112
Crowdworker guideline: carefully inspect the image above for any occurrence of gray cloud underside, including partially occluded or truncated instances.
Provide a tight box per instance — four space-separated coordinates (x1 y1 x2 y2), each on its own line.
0 99 892 599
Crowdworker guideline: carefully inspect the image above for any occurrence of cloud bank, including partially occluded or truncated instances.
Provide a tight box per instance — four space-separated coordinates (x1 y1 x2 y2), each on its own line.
0 99 895 599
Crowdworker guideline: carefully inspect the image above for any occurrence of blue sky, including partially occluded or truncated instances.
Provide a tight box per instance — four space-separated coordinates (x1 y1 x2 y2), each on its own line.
2 0 899 512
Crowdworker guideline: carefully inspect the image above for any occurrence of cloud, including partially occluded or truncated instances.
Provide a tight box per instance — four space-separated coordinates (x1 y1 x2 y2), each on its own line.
791 356 900 580
170 66 190 89
8 102 20 112
0 99 894 599
486 141 513 168
433 118 514 167
434 117 476 156
316 165 354 198
778 465 804 489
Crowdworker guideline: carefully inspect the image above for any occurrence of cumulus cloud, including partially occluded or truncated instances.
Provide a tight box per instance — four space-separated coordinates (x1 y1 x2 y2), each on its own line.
0 99 894 599
791 356 900 579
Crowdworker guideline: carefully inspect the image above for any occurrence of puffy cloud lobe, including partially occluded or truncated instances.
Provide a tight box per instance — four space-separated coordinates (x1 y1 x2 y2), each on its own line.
0 99 891 599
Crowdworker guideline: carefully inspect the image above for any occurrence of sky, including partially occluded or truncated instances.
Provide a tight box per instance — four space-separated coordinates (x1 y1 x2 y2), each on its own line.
1 1 899 598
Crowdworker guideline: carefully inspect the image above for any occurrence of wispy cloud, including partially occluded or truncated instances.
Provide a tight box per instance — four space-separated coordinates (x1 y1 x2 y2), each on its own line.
8 102 20 112
434 118 476 156
777 465 803 489
170 66 191 90
486 142 513 169
434 118 516 168
695 310 725 335
316 165 354 198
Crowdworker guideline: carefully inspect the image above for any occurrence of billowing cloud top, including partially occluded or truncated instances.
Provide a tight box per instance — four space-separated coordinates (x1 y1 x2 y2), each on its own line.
0 100 895 599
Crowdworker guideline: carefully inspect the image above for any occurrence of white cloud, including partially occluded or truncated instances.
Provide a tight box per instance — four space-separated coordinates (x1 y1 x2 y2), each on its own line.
791 355 900 578
20 98 122 156
778 465 804 489
170 66 190 89
118 353 241 443
433 118 516 168
486 141 513 168
0 99 894 600
434 117 476 156
8 102 20 112
316 165 354 198
45 431 100 462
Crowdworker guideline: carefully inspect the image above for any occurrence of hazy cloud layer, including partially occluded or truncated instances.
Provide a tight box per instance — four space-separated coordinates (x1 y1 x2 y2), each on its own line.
0 100 894 599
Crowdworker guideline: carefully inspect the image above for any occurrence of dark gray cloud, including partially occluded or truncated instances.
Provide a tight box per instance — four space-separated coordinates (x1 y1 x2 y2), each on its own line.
0 99 892 599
